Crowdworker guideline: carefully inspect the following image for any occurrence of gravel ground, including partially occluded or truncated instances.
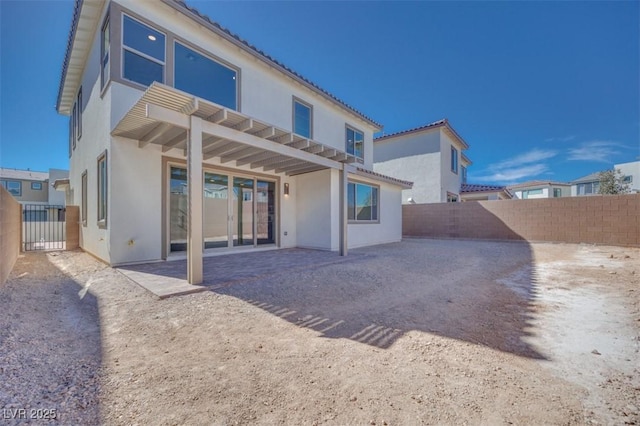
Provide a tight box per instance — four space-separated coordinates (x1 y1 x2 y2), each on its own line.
0 239 638 425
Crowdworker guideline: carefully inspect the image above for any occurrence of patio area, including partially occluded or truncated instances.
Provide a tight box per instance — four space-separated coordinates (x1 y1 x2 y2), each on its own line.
117 248 366 298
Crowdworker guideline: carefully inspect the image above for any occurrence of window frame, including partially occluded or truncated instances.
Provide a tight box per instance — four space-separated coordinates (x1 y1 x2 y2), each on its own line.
173 40 240 110
31 182 43 190
76 87 82 141
101 16 110 90
97 151 108 228
292 97 313 139
121 13 166 88
3 180 22 197
81 170 88 227
450 146 458 174
447 192 459 203
72 103 77 151
553 188 562 198
345 125 364 161
347 180 380 224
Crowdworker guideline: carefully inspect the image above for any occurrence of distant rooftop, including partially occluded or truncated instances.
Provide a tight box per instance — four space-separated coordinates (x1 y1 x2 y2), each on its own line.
0 168 49 182
374 118 469 150
460 183 507 193
507 180 571 190
569 173 601 184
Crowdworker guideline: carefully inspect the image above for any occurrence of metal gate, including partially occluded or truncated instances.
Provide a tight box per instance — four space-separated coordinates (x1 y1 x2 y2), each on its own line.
22 204 66 251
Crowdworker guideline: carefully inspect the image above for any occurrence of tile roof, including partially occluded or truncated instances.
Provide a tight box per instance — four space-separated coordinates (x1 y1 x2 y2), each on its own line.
355 167 413 189
507 180 571 189
0 168 49 181
460 183 506 193
374 119 447 141
58 0 382 129
570 172 601 184
374 118 470 150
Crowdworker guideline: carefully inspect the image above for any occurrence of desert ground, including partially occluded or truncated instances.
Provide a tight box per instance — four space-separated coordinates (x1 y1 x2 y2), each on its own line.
0 239 638 425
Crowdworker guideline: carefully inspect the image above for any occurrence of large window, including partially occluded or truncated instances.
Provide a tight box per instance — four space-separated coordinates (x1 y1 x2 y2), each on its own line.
577 182 599 195
81 171 88 226
122 15 165 86
553 188 562 198
97 151 108 226
293 98 312 138
451 146 458 174
347 182 379 222
521 188 543 199
1 180 21 197
174 42 237 110
346 126 364 159
101 17 110 89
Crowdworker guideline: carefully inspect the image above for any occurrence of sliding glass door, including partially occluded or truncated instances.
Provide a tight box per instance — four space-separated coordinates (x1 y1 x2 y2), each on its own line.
169 166 276 252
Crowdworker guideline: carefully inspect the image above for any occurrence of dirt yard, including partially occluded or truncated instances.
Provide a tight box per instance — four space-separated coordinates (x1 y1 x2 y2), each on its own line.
0 239 638 425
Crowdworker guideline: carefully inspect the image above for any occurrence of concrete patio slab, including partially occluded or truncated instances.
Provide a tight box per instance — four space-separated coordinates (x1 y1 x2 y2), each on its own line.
117 248 361 298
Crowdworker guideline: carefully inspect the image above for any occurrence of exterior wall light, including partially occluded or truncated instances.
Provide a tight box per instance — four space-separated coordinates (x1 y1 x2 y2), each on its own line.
284 183 290 196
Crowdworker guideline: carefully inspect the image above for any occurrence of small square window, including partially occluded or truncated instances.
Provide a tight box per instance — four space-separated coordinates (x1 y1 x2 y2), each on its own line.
31 182 42 190
346 126 364 159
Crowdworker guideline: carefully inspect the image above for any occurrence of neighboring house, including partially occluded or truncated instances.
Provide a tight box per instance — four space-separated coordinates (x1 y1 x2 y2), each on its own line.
373 119 469 203
460 184 512 201
571 161 639 196
613 161 639 193
508 181 571 199
0 168 69 221
55 0 411 283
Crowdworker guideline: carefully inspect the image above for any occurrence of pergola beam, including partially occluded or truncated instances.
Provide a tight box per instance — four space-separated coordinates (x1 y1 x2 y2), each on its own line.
138 122 172 148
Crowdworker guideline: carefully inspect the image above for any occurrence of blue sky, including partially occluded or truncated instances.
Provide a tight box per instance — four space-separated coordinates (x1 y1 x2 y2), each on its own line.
1 1 638 184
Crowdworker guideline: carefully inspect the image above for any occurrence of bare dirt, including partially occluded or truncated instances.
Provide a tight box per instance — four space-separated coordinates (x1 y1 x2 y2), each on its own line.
1 239 638 425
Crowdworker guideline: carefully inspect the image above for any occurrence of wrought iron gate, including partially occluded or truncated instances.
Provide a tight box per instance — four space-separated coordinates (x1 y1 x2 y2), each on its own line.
22 204 66 251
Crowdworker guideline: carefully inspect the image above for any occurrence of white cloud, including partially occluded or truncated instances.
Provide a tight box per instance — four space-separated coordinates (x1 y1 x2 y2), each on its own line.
545 135 576 143
567 140 623 162
474 148 557 184
475 164 550 183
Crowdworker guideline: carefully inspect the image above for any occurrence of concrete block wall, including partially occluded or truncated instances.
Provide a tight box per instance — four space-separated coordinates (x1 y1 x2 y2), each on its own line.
403 194 640 247
0 186 22 285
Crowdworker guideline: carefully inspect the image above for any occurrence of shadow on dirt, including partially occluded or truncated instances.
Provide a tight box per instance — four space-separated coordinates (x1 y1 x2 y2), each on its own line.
0 252 102 425
211 239 544 359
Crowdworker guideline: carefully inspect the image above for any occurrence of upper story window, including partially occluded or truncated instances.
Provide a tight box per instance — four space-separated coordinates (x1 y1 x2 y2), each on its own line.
623 175 632 183
346 126 364 159
461 166 467 184
97 151 108 227
76 87 82 141
293 98 312 138
451 146 458 174
174 42 237 110
72 103 77 151
101 17 110 89
577 181 599 195
122 15 165 87
347 181 378 222
1 180 21 197
31 182 43 190
522 188 543 199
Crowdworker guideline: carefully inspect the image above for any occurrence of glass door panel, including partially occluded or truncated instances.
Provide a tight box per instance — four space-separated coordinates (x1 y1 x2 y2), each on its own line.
233 177 254 246
256 180 275 245
169 167 188 252
204 172 229 249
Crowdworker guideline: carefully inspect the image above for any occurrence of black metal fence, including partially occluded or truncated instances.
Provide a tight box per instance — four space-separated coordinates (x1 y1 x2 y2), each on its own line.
22 204 66 251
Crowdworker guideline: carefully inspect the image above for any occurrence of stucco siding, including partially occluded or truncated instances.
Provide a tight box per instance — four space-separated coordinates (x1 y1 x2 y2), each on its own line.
439 130 462 201
374 153 442 204
348 179 402 248
296 169 333 250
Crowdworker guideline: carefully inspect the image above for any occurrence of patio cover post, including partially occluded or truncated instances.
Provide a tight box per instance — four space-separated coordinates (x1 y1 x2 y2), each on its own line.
339 165 348 256
187 116 203 284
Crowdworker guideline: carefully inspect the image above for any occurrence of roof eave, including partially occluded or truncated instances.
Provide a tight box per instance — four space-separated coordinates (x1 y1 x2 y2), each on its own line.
56 0 107 115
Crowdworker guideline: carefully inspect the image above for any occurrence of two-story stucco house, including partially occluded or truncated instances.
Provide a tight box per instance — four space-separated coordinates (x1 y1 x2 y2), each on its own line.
508 181 572 199
55 0 411 283
373 119 469 204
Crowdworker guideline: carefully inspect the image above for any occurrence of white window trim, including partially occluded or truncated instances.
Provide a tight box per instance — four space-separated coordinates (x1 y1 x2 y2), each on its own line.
97 151 108 228
346 124 365 161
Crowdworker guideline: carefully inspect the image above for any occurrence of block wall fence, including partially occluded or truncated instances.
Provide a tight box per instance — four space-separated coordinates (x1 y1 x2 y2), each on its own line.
0 186 22 285
403 194 640 247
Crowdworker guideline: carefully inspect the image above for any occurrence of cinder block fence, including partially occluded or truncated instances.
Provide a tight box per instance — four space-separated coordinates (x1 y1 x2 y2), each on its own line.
0 186 22 285
403 194 640 247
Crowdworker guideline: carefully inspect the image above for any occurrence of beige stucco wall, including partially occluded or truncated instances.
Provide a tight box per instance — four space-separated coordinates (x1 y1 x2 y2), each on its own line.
0 186 22 285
